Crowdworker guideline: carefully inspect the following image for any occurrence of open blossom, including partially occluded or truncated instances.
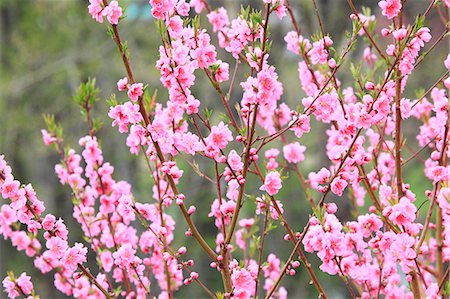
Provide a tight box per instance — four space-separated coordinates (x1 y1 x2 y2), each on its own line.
41 130 57 146
149 0 177 19
102 1 122 25
88 0 104 23
16 273 33 295
379 0 402 19
108 101 142 133
113 243 136 268
309 36 332 65
228 150 244 172
206 121 233 150
207 7 229 32
117 77 128 91
62 243 87 272
214 60 229 82
127 83 144 102
387 197 417 226
3 276 19 299
283 142 306 164
260 171 282 196
330 177 348 196
46 236 68 259
231 267 256 299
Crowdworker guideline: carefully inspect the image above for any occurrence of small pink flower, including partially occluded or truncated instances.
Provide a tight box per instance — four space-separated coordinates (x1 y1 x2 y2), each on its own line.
2 276 19 298
378 0 401 19
228 150 243 172
113 243 136 268
117 77 128 91
283 142 306 164
388 197 417 226
16 273 33 295
260 171 282 196
127 83 144 102
41 130 57 146
330 177 347 196
100 251 114 272
206 121 233 151
88 0 104 23
62 243 87 272
102 1 122 25
207 7 229 32
215 61 229 82
42 214 56 231
45 236 68 259
392 28 407 40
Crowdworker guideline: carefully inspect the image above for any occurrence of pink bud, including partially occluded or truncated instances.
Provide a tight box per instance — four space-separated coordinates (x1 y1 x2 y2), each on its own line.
117 77 128 91
365 82 375 90
381 28 390 37
188 206 196 215
328 58 336 68
326 203 337 214
178 246 187 255
190 272 199 279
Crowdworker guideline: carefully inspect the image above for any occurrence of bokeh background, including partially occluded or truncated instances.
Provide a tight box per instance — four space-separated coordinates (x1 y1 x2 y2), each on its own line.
0 0 448 298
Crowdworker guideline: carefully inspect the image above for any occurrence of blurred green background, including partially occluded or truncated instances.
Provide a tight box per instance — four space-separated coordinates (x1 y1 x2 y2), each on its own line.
0 0 448 298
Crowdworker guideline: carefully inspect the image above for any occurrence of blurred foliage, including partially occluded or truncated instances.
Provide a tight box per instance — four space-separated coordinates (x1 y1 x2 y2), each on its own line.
0 0 448 298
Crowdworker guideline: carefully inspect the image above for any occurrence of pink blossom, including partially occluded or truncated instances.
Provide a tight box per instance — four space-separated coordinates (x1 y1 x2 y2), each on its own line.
41 130 57 146
88 0 104 23
117 77 128 91
113 243 136 268
214 61 229 82
102 1 122 25
388 197 417 226
309 37 332 65
127 83 144 102
206 121 233 151
330 177 348 196
378 0 402 19
16 273 33 295
207 7 229 33
260 171 282 196
108 102 143 133
45 236 68 259
425 283 441 299
149 0 176 19
231 267 256 299
100 251 114 272
42 214 56 231
283 142 306 164
62 243 87 272
228 150 243 172
2 276 19 298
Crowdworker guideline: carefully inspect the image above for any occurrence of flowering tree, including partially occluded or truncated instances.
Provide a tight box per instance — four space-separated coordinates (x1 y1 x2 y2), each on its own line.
2 0 450 298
